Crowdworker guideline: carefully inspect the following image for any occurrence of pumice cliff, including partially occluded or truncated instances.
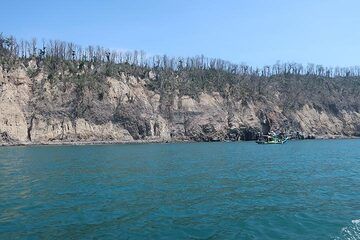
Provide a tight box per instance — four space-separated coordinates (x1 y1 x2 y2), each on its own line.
1 36 360 145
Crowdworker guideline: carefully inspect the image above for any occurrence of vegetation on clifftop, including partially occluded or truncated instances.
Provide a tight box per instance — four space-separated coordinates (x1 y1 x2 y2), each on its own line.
2 34 360 111
1 33 360 142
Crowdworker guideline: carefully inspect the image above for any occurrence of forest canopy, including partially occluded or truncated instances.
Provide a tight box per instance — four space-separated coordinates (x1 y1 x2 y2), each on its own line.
1 33 360 78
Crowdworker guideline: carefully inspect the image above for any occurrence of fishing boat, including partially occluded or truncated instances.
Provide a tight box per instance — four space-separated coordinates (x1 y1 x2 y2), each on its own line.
256 132 288 144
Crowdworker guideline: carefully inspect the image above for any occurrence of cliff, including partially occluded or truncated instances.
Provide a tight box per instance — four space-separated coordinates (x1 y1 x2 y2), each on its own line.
1 57 360 146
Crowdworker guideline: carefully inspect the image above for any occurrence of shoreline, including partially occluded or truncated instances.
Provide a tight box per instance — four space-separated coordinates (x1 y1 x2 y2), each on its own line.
1 136 360 147
0 139 173 147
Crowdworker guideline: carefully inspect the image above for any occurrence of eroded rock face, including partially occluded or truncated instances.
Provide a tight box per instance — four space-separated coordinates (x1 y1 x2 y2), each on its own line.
0 67 30 143
0 64 360 145
0 102 28 142
30 116 75 142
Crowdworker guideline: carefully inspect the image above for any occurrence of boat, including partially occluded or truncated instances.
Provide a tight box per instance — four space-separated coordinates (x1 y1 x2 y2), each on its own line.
256 132 289 144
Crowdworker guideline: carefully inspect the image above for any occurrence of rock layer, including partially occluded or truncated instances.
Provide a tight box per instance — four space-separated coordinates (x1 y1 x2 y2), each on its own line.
1 63 360 145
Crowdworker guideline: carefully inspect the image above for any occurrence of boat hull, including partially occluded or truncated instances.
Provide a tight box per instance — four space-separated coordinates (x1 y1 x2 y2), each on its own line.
256 138 288 144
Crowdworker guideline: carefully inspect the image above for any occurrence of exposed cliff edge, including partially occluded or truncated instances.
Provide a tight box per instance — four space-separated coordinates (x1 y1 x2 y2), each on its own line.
1 33 360 145
1 59 360 146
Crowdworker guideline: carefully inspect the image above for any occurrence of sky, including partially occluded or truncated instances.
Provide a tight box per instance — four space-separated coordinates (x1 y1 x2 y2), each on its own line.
1 0 360 67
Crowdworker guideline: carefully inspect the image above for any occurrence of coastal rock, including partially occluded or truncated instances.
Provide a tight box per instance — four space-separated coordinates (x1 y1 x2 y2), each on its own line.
0 101 28 142
30 116 75 142
1 64 360 145
74 118 133 141
0 68 32 143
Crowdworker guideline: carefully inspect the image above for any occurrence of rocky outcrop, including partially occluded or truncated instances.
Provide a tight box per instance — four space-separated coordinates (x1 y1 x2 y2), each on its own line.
0 66 31 143
0 63 360 145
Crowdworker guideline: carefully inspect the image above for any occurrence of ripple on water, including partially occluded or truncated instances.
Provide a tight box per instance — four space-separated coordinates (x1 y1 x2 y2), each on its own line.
334 219 360 240
0 140 360 239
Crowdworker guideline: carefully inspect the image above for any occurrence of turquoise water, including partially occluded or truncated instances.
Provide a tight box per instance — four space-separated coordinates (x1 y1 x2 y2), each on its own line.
0 140 359 239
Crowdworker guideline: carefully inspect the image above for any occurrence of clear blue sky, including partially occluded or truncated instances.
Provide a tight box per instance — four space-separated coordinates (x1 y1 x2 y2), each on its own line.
2 0 360 67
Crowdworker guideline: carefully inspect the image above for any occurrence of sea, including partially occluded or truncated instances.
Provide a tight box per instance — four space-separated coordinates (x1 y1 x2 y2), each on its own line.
0 140 359 239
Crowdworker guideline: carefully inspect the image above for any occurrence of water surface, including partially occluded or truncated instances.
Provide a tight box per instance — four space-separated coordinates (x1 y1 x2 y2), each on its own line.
0 140 359 239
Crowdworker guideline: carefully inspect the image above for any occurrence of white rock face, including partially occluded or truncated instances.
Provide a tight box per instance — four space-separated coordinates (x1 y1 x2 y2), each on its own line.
1 64 360 145
0 101 28 142
74 118 132 141
30 116 74 142
0 67 31 143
